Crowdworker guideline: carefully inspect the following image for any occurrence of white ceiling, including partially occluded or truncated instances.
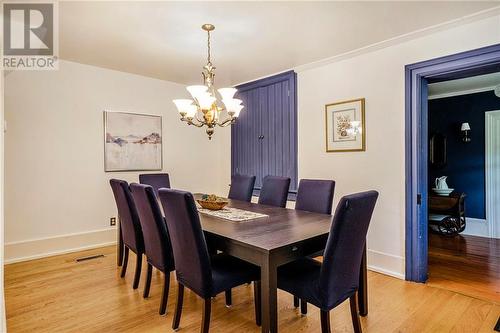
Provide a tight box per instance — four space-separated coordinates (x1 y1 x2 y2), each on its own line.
59 1 499 86
428 72 500 99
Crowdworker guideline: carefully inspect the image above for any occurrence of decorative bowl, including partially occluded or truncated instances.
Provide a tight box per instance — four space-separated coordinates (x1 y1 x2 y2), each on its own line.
432 188 454 196
197 194 228 211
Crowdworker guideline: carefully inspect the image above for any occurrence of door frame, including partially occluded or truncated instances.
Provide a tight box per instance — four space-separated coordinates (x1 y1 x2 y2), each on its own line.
405 44 500 282
485 110 500 239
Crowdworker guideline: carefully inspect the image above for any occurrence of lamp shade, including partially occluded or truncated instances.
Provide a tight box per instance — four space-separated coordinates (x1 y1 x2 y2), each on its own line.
218 88 237 100
173 99 194 114
461 122 471 131
187 85 208 99
197 95 216 110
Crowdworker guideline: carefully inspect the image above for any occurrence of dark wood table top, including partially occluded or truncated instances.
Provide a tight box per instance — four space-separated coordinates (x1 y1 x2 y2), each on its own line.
194 194 333 252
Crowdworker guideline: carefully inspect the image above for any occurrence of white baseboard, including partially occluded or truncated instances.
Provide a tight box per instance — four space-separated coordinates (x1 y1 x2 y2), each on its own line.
4 228 407 281
367 249 405 280
4 228 117 264
462 217 489 238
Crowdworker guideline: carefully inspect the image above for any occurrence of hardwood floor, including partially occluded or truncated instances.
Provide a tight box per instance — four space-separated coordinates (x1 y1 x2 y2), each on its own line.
5 245 500 333
428 233 500 303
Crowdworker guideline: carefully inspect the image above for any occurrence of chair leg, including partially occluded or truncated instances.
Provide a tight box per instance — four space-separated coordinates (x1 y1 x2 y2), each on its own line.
253 281 261 326
143 263 152 298
133 253 142 289
201 298 212 333
120 247 129 278
293 296 299 308
320 310 331 333
225 289 232 307
301 299 308 315
172 284 184 330
349 294 362 333
159 272 170 315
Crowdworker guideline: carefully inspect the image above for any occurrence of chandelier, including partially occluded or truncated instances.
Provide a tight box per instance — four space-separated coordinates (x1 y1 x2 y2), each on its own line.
173 24 244 140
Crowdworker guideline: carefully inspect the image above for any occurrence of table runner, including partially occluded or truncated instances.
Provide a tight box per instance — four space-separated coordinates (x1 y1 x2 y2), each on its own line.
197 206 268 222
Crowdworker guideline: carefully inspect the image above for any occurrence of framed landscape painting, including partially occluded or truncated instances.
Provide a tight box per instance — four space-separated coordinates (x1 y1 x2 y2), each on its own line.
325 98 365 152
104 111 162 171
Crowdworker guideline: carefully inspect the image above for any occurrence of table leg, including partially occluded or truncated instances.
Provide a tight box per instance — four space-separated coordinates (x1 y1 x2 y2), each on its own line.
260 254 278 333
117 218 124 267
358 244 368 316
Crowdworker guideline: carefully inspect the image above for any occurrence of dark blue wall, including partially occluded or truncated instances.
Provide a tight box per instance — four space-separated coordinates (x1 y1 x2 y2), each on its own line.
428 90 500 219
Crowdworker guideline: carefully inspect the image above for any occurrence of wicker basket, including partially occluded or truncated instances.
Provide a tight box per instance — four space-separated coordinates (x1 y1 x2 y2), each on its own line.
197 199 228 211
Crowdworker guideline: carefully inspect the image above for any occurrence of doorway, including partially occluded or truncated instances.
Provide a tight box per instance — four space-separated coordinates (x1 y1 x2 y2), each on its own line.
425 74 500 301
405 44 500 284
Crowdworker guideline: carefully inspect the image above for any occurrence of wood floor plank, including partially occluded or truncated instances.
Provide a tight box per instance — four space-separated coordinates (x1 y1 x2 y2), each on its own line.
5 245 500 333
428 233 500 303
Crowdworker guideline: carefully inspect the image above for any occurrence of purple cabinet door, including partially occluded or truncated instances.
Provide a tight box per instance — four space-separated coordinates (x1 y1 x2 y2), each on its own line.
232 71 297 196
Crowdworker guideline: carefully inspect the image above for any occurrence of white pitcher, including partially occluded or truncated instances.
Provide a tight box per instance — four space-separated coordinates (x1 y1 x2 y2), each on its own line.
435 176 449 189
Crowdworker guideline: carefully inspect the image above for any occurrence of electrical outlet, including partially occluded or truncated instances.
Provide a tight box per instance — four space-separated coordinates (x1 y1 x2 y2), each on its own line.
110 217 116 226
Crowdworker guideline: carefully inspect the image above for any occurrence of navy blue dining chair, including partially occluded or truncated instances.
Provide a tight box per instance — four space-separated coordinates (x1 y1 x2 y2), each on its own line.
293 179 336 312
295 179 336 215
258 175 291 207
158 188 261 333
228 174 256 202
139 173 171 196
130 183 175 315
278 191 379 333
109 179 144 290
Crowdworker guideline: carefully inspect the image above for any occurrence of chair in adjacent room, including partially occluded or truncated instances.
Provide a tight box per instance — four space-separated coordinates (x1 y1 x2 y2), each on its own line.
228 174 256 202
109 179 144 290
158 188 261 333
139 173 171 196
278 191 379 333
292 178 336 312
257 175 291 208
130 183 175 315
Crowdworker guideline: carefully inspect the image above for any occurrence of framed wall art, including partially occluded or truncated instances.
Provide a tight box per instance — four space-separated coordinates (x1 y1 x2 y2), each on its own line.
325 98 365 152
104 111 162 171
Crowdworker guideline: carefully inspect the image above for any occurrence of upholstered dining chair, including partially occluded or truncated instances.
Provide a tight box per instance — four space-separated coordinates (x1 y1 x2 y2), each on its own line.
278 191 379 333
295 179 336 215
130 183 175 315
158 188 261 333
228 174 256 202
258 175 291 207
109 179 144 290
293 179 336 312
139 173 171 196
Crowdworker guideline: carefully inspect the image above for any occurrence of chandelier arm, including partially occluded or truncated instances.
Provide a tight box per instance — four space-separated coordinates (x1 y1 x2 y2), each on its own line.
181 117 205 128
194 112 205 124
216 117 236 127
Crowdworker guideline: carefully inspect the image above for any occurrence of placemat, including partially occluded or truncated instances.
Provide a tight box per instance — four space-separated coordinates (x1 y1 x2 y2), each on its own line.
198 206 268 222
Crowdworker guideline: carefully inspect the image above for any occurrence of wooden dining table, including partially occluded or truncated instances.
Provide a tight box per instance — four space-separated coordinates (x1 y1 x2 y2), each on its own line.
117 195 368 333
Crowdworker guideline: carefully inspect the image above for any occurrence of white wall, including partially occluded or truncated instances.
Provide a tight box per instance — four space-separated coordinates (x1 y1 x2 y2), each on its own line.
4 60 225 263
220 14 500 278
1 59 7 331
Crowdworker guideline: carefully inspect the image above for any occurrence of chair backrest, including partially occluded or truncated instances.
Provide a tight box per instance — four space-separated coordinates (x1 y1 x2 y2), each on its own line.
109 179 144 253
130 183 174 272
320 191 378 307
228 174 256 202
139 173 171 196
158 188 213 298
295 179 336 214
258 175 291 207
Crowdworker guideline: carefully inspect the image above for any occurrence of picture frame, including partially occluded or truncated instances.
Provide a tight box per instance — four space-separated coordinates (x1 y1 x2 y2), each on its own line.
104 110 163 172
325 98 366 152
